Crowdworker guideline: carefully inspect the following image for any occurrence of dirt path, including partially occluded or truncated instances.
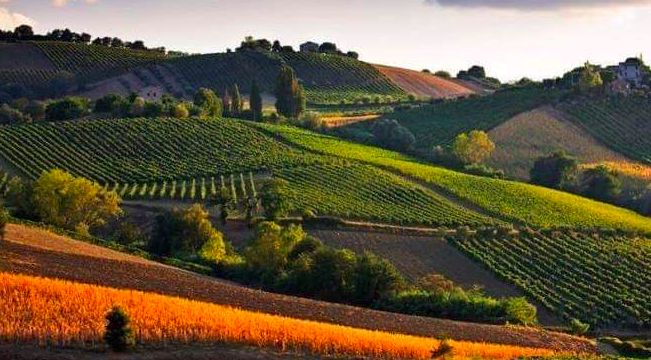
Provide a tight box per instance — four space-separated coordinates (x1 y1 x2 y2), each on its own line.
0 223 595 352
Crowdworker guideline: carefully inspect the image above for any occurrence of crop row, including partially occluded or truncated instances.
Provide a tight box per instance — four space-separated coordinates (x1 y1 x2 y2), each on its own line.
0 69 61 87
558 97 651 164
453 231 651 329
0 117 313 183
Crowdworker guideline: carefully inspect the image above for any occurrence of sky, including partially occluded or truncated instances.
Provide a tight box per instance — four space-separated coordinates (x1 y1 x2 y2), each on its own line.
1 0 650 81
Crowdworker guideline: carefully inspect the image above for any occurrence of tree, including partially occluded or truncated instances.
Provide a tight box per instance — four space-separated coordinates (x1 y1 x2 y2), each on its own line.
149 204 225 260
530 151 578 190
94 94 125 113
260 178 290 221
452 130 495 164
435 70 451 79
318 42 337 54
249 80 263 121
193 88 223 118
171 103 189 119
31 169 121 232
275 65 306 118
0 104 30 125
353 252 404 306
303 248 357 302
45 97 89 121
110 37 124 47
104 305 135 352
468 65 486 78
209 186 234 226
244 222 304 274
222 89 232 117
229 84 242 116
578 61 603 94
272 40 282 52
25 100 46 122
14 25 34 39
80 33 92 44
371 119 415 152
346 51 359 59
581 165 622 203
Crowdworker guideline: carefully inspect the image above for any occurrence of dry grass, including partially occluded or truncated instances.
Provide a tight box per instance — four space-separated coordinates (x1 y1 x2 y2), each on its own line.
0 272 569 360
486 107 627 179
581 161 651 182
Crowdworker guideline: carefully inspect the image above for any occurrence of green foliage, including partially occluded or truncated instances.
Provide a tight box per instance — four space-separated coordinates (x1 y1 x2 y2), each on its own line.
581 165 621 203
171 102 189 119
229 84 243 116
244 222 304 275
577 62 603 94
45 97 89 121
149 204 225 261
530 151 578 190
104 305 135 352
454 231 651 329
0 104 31 125
193 87 223 118
353 252 405 306
371 119 415 152
0 205 8 241
95 93 125 113
570 318 590 335
31 169 121 231
452 130 495 165
260 178 290 221
275 65 306 118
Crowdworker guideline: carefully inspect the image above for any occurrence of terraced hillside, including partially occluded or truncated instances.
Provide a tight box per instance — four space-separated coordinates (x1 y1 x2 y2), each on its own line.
454 231 651 329
164 51 407 104
557 96 651 164
253 123 651 233
358 87 558 149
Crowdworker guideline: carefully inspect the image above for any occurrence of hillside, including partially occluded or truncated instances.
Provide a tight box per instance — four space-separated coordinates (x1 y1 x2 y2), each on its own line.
0 223 595 352
253 122 651 232
485 107 629 179
557 96 651 164
349 87 558 150
373 64 475 98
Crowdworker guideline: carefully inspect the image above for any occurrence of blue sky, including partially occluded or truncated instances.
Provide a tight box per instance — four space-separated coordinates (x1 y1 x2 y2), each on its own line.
1 0 650 81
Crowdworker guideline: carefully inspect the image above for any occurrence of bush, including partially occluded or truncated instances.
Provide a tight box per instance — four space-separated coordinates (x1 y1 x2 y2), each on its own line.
530 151 578 190
171 103 189 119
94 94 124 113
452 130 495 165
260 179 290 221
463 164 505 179
45 97 89 121
104 305 135 352
0 104 30 125
371 119 415 152
569 318 590 335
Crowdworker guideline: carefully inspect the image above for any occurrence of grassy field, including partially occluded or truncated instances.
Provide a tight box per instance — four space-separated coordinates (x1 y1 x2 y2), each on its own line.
0 223 596 352
252 123 651 233
485 107 627 179
454 231 651 329
354 87 558 150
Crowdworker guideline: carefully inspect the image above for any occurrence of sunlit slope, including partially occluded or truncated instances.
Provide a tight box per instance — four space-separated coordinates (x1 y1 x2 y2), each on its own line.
252 122 651 232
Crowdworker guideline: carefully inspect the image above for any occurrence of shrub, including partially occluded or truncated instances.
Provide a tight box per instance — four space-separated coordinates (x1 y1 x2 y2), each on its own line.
171 103 189 119
260 178 290 221
244 222 304 275
287 236 323 262
452 130 495 165
530 151 578 190
94 94 125 113
45 97 89 121
569 318 590 335
104 305 135 352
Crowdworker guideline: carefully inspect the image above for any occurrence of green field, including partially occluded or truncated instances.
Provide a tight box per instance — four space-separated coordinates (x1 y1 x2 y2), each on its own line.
350 87 558 149
251 123 651 232
557 96 651 164
165 51 406 104
454 231 651 329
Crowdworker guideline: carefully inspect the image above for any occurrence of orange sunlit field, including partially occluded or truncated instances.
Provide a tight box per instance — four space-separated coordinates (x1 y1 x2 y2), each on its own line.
0 272 568 360
584 161 651 181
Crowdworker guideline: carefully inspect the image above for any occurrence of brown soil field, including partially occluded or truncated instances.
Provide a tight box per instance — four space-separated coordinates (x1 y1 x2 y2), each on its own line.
0 223 595 352
374 65 474 99
486 106 629 180
0 42 55 70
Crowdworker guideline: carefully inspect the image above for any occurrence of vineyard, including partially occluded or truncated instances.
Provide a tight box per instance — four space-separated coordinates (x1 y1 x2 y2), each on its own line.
0 272 567 360
164 51 406 104
0 117 312 183
557 96 651 164
32 41 168 82
274 163 495 226
251 122 651 233
453 231 651 329
353 88 559 149
0 69 61 88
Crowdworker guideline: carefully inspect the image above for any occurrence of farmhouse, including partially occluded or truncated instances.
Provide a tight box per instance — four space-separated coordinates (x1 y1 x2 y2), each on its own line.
617 57 643 86
139 86 164 102
300 41 319 53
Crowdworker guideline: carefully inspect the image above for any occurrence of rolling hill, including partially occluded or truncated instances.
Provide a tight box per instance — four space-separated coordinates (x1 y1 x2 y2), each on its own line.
373 64 475 98
0 223 595 353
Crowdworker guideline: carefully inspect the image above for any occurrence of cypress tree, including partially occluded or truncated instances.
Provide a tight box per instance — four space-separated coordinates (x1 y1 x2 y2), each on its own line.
230 84 242 116
222 89 231 117
250 80 263 121
275 65 305 118
104 305 135 352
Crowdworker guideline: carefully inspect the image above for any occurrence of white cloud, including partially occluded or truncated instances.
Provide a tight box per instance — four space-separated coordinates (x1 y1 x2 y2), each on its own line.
52 0 98 7
0 7 36 30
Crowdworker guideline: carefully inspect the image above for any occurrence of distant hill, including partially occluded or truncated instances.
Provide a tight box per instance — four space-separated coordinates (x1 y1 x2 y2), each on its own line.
373 64 476 98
